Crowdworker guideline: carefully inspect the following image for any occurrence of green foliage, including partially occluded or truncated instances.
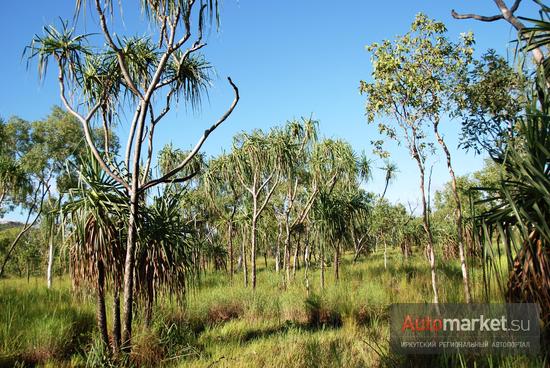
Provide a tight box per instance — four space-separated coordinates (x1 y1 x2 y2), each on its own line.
360 13 474 159
455 50 528 157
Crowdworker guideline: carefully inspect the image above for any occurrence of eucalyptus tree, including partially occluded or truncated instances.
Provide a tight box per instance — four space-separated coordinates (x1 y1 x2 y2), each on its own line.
360 14 469 304
0 108 104 278
455 50 527 159
27 0 239 348
232 128 293 289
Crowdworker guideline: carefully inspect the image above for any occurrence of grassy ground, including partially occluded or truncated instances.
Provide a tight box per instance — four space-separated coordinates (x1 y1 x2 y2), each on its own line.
0 249 546 367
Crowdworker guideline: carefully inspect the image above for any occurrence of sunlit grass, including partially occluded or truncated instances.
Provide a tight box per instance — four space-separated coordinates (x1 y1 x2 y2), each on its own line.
0 248 545 367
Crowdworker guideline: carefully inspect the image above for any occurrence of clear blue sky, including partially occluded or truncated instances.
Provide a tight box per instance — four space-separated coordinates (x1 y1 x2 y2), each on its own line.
0 1 540 220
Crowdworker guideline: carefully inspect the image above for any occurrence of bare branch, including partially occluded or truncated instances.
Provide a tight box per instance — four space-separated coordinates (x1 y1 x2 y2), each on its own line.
451 9 503 22
58 67 130 191
94 0 144 99
257 173 274 194
257 174 279 216
140 77 239 192
510 0 521 12
452 0 545 65
125 106 142 170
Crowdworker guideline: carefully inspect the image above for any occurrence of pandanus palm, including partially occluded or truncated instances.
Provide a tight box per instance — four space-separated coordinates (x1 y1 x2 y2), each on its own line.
62 153 127 350
203 154 243 279
313 188 369 285
472 76 550 330
232 128 294 289
27 0 238 350
277 119 319 284
136 188 198 326
310 139 370 287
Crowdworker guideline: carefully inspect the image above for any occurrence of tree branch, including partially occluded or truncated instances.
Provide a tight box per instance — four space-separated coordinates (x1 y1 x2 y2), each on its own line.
451 9 503 22
94 0 144 99
58 68 130 191
140 77 239 192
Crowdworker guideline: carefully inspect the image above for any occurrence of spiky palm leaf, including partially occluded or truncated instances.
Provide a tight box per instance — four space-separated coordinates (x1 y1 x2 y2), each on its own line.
62 151 127 289
472 76 550 329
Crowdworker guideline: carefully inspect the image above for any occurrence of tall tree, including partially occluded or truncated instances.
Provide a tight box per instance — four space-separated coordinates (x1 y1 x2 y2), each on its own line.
232 128 292 289
360 14 471 304
27 0 239 349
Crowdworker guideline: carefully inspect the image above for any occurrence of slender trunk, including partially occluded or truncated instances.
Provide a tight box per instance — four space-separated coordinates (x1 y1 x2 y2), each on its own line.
413 151 439 304
26 261 30 283
145 268 154 328
304 237 310 297
264 251 268 270
333 244 340 282
241 227 248 288
283 215 291 284
275 220 282 273
384 240 387 270
292 233 300 278
121 100 148 350
47 236 54 289
112 284 121 354
433 122 472 303
97 259 109 347
121 192 138 350
228 220 234 280
320 241 325 289
251 212 258 289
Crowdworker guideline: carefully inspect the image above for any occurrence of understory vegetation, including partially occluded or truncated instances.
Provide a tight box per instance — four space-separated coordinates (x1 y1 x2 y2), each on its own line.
1 250 545 367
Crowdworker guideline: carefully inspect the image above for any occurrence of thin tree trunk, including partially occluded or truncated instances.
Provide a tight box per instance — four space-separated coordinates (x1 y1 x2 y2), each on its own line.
433 121 472 303
292 233 300 278
251 211 258 289
112 284 121 354
384 239 387 270
241 227 248 288
413 150 439 304
145 267 154 328
228 220 234 280
97 259 109 347
283 215 291 284
320 241 325 289
275 220 282 273
121 192 138 350
47 236 54 289
334 243 340 282
304 237 310 297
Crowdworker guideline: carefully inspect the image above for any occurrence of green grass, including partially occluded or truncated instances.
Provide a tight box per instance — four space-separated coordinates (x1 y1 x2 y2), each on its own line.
0 277 95 367
0 248 546 367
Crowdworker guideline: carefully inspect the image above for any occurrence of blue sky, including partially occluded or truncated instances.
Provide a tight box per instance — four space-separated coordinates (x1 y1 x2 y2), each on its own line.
0 1 540 220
